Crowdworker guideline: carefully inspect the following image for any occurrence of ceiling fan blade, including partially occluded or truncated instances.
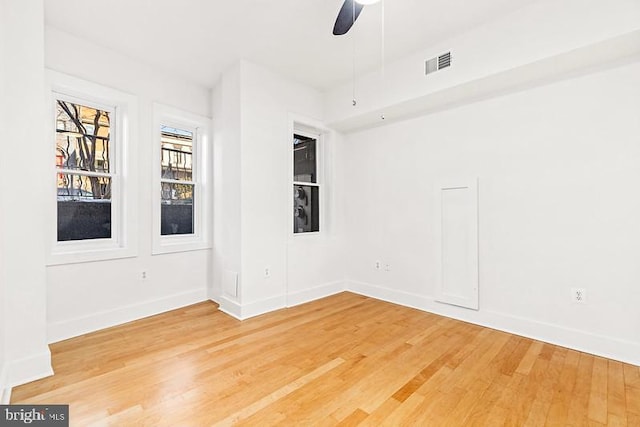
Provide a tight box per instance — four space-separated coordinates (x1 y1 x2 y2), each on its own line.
333 0 364 35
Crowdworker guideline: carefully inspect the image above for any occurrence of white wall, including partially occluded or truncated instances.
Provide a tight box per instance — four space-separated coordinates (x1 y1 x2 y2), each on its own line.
342 60 640 365
240 61 335 311
0 0 7 399
0 0 52 389
44 27 213 342
213 60 347 318
45 28 210 116
211 62 242 302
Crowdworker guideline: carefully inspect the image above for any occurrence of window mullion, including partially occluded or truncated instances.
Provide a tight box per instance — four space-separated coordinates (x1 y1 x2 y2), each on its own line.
160 178 196 186
293 181 320 187
58 168 113 179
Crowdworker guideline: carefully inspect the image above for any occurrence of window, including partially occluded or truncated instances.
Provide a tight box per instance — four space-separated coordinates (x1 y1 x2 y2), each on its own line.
160 125 195 236
293 132 320 233
55 98 114 242
153 104 210 254
48 71 137 265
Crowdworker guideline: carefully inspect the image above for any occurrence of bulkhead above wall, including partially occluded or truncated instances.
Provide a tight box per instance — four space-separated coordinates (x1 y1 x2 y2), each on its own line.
324 0 640 132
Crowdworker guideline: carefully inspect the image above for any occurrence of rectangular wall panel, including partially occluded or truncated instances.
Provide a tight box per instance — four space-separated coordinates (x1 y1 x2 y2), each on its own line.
435 179 479 310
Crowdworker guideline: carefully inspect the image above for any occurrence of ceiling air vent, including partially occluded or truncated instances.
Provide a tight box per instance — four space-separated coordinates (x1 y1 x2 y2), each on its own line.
425 51 452 76
438 52 451 69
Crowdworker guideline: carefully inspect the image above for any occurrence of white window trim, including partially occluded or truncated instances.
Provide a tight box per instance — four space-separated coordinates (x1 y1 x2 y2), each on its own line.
46 71 138 265
290 119 326 238
152 103 211 255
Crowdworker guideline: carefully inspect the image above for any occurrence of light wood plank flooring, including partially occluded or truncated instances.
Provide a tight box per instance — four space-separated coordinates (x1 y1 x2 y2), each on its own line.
11 292 640 426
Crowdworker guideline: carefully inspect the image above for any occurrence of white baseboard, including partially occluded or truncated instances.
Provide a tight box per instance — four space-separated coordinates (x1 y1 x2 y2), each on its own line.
219 294 288 321
5 349 53 389
48 288 208 343
286 281 346 308
1 388 10 404
348 281 430 311
0 363 9 404
346 280 640 367
218 296 242 320
218 282 349 321
479 308 640 367
242 295 287 319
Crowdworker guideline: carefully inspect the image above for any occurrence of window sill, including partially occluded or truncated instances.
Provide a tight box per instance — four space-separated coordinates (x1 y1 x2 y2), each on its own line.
291 231 323 240
152 236 211 255
47 245 137 266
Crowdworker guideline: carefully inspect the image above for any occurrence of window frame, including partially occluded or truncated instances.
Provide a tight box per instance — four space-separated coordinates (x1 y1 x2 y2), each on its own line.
152 103 211 254
55 93 117 243
291 126 323 236
46 71 138 265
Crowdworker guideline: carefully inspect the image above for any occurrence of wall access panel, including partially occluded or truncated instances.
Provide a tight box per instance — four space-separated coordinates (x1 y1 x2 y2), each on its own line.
434 178 479 310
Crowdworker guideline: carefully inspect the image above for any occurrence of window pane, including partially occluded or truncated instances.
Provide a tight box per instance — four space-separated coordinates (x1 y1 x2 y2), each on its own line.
293 134 316 183
161 182 194 235
57 174 112 241
56 100 111 173
293 185 319 233
161 126 193 181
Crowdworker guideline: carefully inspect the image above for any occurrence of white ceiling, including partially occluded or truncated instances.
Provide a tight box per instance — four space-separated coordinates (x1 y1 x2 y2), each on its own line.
44 0 538 91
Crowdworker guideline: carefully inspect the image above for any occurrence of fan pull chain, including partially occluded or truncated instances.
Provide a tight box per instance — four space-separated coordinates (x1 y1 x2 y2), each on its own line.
352 0 357 107
381 0 385 80
380 0 385 120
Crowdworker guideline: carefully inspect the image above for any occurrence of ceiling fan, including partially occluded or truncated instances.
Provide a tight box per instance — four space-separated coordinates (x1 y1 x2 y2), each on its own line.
333 0 381 35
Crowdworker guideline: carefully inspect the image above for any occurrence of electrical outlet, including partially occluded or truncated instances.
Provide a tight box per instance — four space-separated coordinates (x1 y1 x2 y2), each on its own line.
140 271 147 280
264 267 271 278
375 261 381 270
571 288 586 303
384 263 391 272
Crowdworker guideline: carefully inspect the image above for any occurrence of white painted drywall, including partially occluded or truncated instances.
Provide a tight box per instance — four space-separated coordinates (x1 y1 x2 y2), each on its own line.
211 62 243 304
212 60 347 318
241 61 324 307
44 27 212 343
342 60 640 365
324 0 640 130
45 27 210 117
0 0 53 387
0 0 7 397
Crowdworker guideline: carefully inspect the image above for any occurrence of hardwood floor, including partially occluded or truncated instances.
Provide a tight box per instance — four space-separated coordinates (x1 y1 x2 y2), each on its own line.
11 292 640 426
